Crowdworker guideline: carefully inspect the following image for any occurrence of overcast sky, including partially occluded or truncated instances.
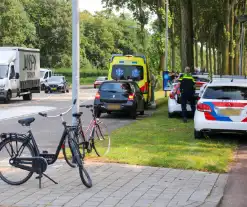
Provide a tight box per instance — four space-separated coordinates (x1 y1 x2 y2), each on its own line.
79 0 104 13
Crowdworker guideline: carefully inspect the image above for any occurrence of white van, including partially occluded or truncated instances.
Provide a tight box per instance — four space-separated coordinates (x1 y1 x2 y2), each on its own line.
40 68 53 90
0 47 40 103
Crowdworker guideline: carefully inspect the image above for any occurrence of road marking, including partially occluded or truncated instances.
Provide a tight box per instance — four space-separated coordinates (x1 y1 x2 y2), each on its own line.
0 106 56 121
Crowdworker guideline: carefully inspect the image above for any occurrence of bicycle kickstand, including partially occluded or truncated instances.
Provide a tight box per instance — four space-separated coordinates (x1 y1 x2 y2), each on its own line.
42 173 58 185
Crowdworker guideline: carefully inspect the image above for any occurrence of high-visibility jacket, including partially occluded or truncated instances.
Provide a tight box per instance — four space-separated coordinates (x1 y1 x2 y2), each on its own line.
178 73 195 95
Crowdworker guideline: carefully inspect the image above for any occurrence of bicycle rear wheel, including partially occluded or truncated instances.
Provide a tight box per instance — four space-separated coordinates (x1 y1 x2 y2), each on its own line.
69 138 92 188
92 120 111 157
0 137 35 185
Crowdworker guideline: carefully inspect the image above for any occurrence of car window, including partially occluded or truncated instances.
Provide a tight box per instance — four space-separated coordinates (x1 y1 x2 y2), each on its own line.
100 82 132 93
131 82 141 93
111 65 144 81
97 77 106 81
203 86 247 100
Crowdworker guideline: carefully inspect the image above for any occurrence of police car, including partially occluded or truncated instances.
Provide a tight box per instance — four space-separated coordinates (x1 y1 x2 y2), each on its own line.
194 77 247 139
168 75 210 118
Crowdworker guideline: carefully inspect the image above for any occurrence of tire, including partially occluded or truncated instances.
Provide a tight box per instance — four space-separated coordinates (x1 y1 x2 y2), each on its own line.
194 129 204 139
92 121 111 157
45 90 48 94
0 137 35 185
168 112 173 118
23 93 32 101
63 133 85 168
4 91 11 103
130 107 137 119
70 139 92 188
66 89 69 93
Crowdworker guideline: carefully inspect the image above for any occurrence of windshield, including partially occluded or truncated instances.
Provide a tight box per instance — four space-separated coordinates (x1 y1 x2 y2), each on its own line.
97 77 106 81
48 76 63 82
100 82 132 93
40 71 46 78
203 86 247 100
0 65 9 79
111 65 144 81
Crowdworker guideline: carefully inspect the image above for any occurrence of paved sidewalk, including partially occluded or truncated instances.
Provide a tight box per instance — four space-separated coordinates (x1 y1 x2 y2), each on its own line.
0 161 227 207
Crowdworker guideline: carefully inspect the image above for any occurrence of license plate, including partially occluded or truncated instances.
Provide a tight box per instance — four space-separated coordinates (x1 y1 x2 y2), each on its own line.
51 88 57 91
107 104 121 110
219 108 242 116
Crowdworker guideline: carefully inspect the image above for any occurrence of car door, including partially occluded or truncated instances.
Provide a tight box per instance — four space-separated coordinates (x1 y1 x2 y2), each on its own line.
9 65 17 97
132 82 144 111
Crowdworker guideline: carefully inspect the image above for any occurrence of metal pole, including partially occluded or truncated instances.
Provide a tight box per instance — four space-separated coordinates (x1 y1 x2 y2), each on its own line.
239 23 244 75
72 0 80 126
164 0 169 71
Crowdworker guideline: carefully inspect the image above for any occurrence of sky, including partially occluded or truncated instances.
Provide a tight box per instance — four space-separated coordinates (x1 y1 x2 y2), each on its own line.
79 0 105 13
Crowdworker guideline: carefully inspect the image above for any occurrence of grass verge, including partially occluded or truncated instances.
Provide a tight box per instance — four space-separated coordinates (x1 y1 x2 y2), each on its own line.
89 98 236 173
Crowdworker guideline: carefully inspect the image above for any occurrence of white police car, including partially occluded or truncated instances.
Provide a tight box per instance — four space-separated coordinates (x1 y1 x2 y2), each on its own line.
168 75 209 117
194 78 247 139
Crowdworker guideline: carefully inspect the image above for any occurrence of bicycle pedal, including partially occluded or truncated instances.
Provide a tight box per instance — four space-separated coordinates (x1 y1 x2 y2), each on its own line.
42 150 48 154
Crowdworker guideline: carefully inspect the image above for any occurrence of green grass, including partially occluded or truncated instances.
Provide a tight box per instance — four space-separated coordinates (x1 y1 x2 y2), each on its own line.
91 97 236 173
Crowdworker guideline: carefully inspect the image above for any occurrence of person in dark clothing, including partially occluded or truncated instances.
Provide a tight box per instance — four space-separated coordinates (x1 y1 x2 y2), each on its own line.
179 66 196 123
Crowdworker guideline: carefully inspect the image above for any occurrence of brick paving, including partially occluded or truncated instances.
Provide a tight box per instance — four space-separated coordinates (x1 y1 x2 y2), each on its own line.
0 161 227 207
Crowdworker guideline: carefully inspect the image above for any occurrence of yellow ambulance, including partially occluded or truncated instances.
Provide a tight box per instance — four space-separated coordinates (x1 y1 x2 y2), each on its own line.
108 54 151 108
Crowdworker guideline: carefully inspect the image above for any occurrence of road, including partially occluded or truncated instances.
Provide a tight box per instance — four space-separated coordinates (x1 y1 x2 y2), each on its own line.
0 89 151 153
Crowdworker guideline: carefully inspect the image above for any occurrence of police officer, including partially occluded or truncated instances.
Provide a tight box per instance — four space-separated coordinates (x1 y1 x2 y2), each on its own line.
179 66 196 123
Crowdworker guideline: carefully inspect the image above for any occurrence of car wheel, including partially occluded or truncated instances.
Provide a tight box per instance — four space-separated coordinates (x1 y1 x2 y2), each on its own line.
66 89 69 93
94 85 96 89
62 87 66 93
168 112 173 118
95 110 101 118
130 107 137 119
23 93 32 101
4 91 11 103
107 111 111 115
194 129 203 139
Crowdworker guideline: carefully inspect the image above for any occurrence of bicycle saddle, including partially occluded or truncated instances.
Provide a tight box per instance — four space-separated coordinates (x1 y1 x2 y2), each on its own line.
18 117 35 126
72 112 83 118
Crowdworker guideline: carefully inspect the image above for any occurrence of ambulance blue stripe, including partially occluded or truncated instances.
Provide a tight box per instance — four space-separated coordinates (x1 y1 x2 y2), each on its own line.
204 102 232 122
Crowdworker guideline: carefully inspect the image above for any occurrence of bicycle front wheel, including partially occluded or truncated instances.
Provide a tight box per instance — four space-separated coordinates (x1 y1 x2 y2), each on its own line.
93 120 111 157
0 137 35 185
69 139 92 188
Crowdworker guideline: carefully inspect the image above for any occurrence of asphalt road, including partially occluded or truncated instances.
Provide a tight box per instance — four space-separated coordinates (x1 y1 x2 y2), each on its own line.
0 89 152 153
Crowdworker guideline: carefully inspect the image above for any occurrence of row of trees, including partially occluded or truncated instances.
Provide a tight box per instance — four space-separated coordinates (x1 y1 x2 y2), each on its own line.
103 0 247 75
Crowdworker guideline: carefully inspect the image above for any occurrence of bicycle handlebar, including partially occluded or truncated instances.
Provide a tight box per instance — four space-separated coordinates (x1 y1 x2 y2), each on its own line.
39 99 77 119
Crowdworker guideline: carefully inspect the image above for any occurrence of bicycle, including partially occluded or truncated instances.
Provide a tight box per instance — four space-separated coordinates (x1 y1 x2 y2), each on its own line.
63 104 111 168
0 99 92 189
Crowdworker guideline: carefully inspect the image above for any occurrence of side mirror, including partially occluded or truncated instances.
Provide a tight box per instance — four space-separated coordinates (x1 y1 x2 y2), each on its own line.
15 73 20 79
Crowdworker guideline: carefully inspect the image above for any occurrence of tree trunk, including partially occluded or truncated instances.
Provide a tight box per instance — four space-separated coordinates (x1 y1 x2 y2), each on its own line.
234 18 240 75
200 42 204 70
213 45 216 74
206 42 209 73
209 39 212 75
222 0 230 74
195 40 198 68
180 0 194 72
171 14 176 71
217 51 222 75
229 6 234 75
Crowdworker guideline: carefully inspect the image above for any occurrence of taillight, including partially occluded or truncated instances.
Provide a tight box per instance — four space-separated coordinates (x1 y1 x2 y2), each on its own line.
169 93 175 99
197 103 212 112
140 82 149 93
95 92 100 99
128 93 134 101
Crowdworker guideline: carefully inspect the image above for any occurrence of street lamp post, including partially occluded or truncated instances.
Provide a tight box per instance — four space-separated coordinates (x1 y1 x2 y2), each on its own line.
72 0 80 125
237 15 247 76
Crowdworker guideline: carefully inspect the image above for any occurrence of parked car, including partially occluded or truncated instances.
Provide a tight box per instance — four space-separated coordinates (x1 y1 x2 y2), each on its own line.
94 76 108 88
44 76 69 93
40 68 53 90
94 80 145 119
168 75 210 117
194 78 247 139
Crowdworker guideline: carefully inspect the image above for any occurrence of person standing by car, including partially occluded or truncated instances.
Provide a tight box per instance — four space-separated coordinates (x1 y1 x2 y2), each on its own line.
179 66 196 123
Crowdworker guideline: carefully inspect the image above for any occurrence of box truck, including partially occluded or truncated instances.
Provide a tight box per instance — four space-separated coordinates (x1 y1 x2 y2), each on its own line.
0 47 40 103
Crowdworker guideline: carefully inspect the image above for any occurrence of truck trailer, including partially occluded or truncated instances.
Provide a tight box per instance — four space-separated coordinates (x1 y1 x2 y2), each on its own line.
0 47 40 103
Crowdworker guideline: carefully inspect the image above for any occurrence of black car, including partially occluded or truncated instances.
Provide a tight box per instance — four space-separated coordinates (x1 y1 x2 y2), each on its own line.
44 76 69 93
94 80 145 119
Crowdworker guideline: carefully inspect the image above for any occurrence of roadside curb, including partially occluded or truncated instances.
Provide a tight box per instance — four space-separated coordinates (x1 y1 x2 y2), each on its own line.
69 85 93 89
200 174 228 207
